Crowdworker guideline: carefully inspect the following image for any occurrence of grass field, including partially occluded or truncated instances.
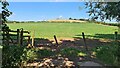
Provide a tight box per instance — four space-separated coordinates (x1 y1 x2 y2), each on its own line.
7 22 118 39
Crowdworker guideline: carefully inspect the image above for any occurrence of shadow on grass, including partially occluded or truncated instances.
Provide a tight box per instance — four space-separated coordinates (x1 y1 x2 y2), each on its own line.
32 35 114 49
34 38 54 47
58 38 112 50
93 34 120 40
24 37 115 66
74 33 120 40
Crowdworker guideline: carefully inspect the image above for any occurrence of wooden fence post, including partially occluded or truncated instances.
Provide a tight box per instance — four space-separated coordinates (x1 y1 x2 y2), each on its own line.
6 27 9 45
20 28 23 46
27 32 31 46
115 31 118 41
17 29 20 45
82 32 88 51
54 35 58 46
32 30 35 47
28 36 30 45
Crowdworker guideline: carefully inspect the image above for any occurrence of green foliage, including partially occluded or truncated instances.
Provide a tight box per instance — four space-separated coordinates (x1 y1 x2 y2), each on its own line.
78 52 87 56
99 22 119 27
85 2 120 22
92 44 118 65
21 48 54 62
2 45 54 67
1 1 12 46
60 47 86 57
21 48 39 62
1 1 12 23
2 45 25 67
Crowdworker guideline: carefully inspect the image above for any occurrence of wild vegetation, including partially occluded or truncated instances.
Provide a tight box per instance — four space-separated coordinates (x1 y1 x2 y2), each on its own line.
4 22 119 67
1 1 120 67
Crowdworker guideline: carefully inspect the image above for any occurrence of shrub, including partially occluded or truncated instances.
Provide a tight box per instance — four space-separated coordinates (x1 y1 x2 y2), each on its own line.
2 45 54 67
2 45 26 67
21 48 39 62
21 48 54 62
92 44 118 65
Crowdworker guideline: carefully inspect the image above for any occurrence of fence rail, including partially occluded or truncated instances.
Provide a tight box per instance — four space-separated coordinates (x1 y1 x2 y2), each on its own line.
2 27 31 46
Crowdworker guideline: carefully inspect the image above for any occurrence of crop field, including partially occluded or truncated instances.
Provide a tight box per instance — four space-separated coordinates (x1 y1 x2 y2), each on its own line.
7 22 118 40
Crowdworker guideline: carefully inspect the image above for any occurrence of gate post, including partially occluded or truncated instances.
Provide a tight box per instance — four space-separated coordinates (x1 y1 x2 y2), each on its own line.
31 36 34 47
114 31 118 41
20 28 23 46
6 27 9 45
17 29 20 45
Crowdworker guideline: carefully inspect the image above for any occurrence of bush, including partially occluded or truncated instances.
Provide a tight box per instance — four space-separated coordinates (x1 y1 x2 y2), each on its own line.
92 44 118 65
2 45 26 67
2 45 54 67
21 48 54 62
21 48 39 63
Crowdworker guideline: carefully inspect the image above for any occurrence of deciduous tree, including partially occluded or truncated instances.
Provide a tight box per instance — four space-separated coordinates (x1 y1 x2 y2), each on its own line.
85 2 120 22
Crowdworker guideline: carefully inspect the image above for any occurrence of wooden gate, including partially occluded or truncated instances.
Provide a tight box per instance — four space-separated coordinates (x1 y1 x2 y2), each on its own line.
2 27 30 46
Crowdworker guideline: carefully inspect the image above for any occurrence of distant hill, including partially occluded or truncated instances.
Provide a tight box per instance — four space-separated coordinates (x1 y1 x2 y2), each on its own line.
48 20 87 23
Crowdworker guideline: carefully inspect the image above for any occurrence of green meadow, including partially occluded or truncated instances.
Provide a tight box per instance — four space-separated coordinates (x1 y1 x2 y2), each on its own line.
7 22 118 39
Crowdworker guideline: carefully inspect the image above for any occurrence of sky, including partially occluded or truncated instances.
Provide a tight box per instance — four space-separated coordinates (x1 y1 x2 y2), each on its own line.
8 0 81 2
0 1 118 23
6 0 120 2
6 2 90 21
